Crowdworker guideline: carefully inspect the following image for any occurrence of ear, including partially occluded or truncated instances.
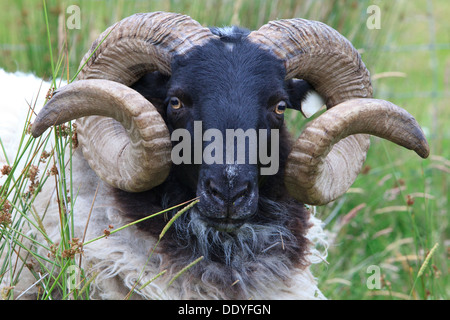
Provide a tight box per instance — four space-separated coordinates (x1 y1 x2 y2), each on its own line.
131 71 170 107
286 79 325 118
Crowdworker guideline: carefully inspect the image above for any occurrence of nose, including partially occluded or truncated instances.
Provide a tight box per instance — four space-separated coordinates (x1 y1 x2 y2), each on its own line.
205 178 252 207
197 165 258 222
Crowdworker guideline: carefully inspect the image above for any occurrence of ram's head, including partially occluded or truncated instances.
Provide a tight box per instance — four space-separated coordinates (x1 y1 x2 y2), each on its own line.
32 12 429 231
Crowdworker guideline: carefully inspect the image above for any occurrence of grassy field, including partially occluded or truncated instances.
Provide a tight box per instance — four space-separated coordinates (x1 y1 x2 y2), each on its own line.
0 0 448 300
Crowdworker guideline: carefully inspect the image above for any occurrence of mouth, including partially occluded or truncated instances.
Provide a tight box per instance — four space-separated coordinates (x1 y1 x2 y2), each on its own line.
201 216 248 232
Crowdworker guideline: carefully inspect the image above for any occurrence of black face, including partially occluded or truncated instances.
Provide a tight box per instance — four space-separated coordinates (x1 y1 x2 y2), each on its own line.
166 38 291 231
131 36 313 232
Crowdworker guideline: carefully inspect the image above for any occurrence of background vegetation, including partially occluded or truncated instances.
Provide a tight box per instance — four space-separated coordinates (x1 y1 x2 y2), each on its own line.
0 0 448 299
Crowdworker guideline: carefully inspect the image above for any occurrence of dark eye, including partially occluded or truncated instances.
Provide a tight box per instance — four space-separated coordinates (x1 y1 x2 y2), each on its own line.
170 97 182 110
274 101 287 115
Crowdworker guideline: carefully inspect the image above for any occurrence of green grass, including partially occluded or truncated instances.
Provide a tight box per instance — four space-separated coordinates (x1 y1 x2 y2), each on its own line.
0 0 448 300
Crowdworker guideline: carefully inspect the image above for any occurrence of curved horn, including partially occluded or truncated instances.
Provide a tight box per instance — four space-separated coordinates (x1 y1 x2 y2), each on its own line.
285 99 430 205
33 12 217 192
248 19 372 107
32 79 171 192
77 12 215 85
248 19 429 204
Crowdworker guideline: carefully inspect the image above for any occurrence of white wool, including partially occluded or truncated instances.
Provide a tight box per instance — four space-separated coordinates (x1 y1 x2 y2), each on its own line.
0 70 329 300
301 90 326 118
0 69 49 136
0 69 55 182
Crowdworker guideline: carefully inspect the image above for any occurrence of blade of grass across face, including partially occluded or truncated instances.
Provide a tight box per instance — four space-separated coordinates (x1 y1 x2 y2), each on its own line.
159 199 199 240
166 256 204 289
83 197 199 246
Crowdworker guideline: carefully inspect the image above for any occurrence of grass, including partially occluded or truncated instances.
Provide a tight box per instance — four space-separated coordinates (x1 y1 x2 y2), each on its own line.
0 0 448 300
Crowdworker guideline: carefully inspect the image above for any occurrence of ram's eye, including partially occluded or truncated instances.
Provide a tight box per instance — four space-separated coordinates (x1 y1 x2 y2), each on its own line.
274 101 287 115
170 97 182 110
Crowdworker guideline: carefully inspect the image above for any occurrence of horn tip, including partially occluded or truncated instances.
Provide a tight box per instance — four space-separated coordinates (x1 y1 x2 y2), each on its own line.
417 140 430 159
30 122 45 138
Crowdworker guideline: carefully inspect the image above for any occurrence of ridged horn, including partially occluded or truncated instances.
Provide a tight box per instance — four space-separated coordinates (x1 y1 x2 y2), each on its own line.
284 99 430 205
77 12 215 84
248 19 429 205
32 79 171 191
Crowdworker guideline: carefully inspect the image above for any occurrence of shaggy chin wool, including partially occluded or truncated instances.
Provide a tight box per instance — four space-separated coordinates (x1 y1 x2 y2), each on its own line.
158 196 311 299
102 173 328 300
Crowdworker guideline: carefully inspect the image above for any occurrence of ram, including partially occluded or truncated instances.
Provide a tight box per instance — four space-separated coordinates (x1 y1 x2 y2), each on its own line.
3 12 429 299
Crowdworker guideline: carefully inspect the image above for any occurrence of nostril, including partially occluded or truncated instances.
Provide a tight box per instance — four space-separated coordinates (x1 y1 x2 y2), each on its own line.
231 181 252 202
205 179 223 200
211 187 220 198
